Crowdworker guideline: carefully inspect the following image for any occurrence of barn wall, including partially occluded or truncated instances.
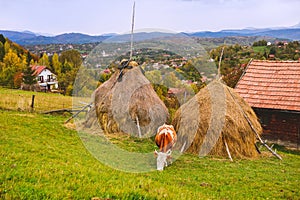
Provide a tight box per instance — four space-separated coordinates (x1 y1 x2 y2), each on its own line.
254 108 300 147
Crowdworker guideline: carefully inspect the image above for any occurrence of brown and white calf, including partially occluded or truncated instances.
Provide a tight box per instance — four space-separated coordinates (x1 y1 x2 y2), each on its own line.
154 123 177 171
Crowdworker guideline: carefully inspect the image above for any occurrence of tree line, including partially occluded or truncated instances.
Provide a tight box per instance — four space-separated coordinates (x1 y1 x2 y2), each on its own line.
1 33 299 96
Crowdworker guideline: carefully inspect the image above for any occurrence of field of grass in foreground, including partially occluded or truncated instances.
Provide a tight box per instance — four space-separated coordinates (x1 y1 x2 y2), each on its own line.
0 110 299 199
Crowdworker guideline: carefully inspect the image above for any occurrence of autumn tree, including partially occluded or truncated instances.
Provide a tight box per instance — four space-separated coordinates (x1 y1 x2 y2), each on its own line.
13 72 23 88
4 41 10 53
51 53 61 75
0 49 23 87
38 52 50 68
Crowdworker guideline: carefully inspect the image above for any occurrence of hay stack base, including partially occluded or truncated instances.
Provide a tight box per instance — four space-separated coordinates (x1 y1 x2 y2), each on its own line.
172 81 262 159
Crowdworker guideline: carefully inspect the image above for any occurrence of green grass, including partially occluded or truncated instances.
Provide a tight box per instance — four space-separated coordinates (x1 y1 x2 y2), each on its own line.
252 46 269 54
0 87 73 112
1 110 300 199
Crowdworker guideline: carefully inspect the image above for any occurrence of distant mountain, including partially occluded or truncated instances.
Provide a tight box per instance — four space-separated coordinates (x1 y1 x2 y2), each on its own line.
1 25 299 45
20 33 109 45
188 28 300 40
0 31 109 45
250 28 300 40
0 30 36 42
22 30 53 37
105 31 176 43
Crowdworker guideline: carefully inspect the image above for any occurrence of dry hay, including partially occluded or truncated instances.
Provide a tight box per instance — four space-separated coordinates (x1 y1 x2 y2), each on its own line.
172 80 262 158
85 63 169 137
64 122 77 130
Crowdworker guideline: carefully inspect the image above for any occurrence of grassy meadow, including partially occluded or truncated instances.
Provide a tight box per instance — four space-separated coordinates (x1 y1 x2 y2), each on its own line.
0 88 300 199
0 87 73 112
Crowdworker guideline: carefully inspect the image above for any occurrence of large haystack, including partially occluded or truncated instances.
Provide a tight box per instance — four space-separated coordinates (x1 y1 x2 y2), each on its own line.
90 63 169 136
172 80 262 158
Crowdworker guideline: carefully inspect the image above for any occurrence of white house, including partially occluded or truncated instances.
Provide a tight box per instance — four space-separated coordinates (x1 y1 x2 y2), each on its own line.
32 65 58 91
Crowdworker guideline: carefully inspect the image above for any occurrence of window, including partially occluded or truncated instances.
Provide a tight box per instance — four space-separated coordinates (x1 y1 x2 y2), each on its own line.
39 76 44 83
47 75 53 82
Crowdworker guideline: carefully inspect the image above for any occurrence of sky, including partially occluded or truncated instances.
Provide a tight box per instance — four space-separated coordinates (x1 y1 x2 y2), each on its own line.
0 0 299 36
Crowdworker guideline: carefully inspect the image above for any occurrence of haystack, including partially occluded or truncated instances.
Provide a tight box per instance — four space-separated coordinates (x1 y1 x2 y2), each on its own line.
172 80 262 158
89 62 169 136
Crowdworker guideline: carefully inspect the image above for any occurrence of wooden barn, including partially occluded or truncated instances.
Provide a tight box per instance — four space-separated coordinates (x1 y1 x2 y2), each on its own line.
235 60 300 148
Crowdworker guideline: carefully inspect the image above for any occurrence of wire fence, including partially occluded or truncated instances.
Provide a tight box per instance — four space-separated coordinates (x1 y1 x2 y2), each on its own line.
0 88 74 112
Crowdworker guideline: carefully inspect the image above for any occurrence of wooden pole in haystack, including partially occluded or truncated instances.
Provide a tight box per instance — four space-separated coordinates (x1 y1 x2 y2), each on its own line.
129 1 143 137
136 116 142 138
217 46 225 80
129 1 135 60
217 45 233 161
226 87 282 160
223 137 233 162
65 2 137 125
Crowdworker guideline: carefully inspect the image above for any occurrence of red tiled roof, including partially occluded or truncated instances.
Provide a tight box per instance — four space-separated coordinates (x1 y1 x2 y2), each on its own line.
168 88 186 94
31 65 46 76
235 60 300 112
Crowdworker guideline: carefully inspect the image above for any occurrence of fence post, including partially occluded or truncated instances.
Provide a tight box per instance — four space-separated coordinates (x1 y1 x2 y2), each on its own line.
31 95 35 111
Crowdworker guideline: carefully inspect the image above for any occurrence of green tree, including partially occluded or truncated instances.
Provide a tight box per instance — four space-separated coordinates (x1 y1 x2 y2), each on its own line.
145 70 162 84
57 50 83 95
269 46 276 55
0 42 4 62
38 53 50 68
26 51 32 65
253 40 267 46
59 49 82 69
163 72 180 88
58 61 80 95
0 34 5 44
99 72 111 83
23 66 37 85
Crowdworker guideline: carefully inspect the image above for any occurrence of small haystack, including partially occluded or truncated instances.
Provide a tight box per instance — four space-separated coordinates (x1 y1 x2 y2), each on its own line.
172 80 262 159
88 62 169 136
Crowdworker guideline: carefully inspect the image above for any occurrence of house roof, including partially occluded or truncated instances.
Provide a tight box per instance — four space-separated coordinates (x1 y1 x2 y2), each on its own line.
235 60 300 112
168 88 186 95
31 65 46 76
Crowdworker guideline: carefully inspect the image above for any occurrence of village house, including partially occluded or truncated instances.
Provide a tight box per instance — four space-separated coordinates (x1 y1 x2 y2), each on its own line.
235 60 300 148
32 65 58 91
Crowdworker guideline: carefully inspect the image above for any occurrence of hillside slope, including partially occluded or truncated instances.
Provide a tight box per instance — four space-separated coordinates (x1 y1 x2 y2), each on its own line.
1 109 299 199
